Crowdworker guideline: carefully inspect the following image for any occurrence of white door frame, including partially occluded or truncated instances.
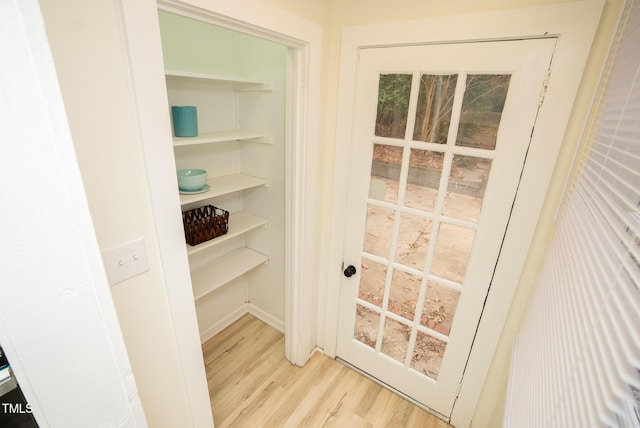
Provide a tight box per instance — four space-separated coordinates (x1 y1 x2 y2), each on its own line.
120 0 322 426
324 1 604 426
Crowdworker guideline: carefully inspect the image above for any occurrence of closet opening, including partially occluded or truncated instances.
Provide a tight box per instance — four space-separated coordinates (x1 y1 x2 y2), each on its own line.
157 7 299 359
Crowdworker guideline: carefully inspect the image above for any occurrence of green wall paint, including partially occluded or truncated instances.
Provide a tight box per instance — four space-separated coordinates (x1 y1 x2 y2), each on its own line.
158 11 288 79
158 11 236 75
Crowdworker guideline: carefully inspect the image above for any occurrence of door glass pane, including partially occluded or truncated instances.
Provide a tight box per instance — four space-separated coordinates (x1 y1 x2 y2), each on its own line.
375 74 413 138
354 305 380 349
457 74 511 150
405 149 444 212
444 156 493 223
431 223 476 283
411 332 447 380
420 281 460 337
381 317 410 363
396 212 432 270
413 74 458 143
388 270 420 322
370 144 403 202
358 259 387 308
363 205 395 259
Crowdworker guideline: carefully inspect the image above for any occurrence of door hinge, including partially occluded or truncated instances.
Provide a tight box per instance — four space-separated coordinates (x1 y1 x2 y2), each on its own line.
538 68 552 105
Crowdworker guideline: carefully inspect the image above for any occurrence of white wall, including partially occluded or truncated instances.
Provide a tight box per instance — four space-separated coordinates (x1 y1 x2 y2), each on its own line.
37 0 203 426
0 0 145 426
238 34 288 326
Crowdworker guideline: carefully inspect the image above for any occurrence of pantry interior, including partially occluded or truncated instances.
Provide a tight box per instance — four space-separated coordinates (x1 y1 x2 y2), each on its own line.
158 10 289 343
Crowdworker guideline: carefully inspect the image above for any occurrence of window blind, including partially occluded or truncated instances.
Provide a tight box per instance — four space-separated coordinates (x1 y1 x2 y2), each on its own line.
505 0 640 426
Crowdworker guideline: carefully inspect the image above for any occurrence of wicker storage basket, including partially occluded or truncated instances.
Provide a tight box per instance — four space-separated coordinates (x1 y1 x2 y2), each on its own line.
182 205 229 246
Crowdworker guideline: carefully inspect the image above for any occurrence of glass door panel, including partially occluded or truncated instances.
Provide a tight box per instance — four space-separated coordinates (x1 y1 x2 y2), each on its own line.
369 144 403 202
357 259 387 307
444 156 492 223
413 74 458 143
388 269 421 321
456 74 511 149
420 280 461 335
411 332 447 379
381 317 411 363
354 305 380 348
395 213 432 270
405 149 444 212
354 73 503 379
431 223 475 284
363 205 395 258
375 74 413 138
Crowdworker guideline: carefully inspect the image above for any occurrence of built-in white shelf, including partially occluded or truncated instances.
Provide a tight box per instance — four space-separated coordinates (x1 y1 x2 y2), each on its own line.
165 70 271 91
186 211 268 256
173 130 272 147
179 173 267 206
191 247 268 301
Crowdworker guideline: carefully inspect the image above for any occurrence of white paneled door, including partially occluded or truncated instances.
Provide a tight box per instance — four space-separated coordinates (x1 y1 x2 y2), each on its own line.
336 39 555 417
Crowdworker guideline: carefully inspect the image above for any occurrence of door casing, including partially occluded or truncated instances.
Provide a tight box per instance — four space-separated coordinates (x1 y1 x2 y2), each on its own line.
324 2 604 426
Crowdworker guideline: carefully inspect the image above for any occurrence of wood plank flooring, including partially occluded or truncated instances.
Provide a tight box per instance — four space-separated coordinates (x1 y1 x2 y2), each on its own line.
203 314 452 428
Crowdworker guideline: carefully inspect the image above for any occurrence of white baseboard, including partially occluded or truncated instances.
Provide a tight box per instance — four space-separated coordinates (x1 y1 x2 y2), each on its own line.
198 303 285 343
199 303 249 344
248 303 285 333
310 346 324 357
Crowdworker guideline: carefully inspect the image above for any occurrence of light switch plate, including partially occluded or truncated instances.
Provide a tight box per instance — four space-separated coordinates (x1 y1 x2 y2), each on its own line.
102 238 149 285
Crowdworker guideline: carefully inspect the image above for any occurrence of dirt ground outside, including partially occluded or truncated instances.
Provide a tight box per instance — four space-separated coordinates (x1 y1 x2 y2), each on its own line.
353 170 486 380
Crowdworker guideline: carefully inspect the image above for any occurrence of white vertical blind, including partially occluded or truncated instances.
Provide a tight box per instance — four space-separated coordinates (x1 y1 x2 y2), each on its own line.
505 0 640 426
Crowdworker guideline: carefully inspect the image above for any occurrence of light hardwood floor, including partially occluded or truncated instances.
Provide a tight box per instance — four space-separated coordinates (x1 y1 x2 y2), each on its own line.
203 314 453 428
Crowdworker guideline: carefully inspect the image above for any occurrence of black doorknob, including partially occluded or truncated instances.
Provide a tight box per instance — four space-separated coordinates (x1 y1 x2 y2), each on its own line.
343 265 357 278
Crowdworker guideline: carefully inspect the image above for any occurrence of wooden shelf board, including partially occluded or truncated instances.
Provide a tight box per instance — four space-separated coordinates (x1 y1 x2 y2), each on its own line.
173 131 270 147
180 173 267 206
186 212 268 256
191 247 268 301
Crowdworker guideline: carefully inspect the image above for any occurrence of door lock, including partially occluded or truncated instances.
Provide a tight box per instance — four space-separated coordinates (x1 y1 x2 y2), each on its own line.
343 265 357 278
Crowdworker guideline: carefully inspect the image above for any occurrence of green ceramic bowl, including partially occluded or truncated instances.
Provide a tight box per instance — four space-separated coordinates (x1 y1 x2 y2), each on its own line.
177 169 207 191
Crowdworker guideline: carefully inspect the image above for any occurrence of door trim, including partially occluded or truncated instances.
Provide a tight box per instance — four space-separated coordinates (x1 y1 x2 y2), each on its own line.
120 1 322 426
324 2 604 426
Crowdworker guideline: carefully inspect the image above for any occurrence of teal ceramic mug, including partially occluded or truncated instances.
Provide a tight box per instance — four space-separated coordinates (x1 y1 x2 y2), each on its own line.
171 106 198 137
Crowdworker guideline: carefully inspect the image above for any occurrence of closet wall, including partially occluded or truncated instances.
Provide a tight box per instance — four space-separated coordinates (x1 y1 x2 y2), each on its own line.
159 11 287 341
